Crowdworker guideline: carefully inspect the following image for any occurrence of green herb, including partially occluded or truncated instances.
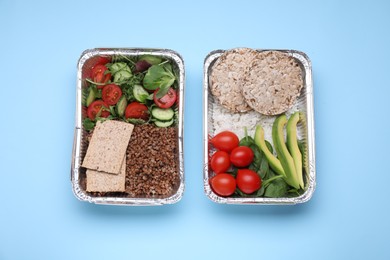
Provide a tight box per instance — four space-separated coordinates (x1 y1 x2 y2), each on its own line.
143 63 176 98
83 118 95 131
122 83 135 102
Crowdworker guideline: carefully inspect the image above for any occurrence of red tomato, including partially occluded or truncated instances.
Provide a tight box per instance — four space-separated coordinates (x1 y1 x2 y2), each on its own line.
210 173 236 197
87 100 110 120
125 102 149 120
153 88 177 108
210 131 239 153
102 84 122 105
236 169 261 194
82 56 111 79
230 146 254 167
210 151 231 174
92 64 111 88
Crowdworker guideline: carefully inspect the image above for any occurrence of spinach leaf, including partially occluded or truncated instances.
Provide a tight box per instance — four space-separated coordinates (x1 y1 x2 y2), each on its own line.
82 118 95 131
264 178 288 198
143 63 176 98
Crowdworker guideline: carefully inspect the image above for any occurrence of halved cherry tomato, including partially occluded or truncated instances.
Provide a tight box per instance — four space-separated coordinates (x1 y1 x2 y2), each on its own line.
87 100 110 120
210 173 236 197
230 146 254 167
82 56 111 79
236 169 261 194
102 84 122 105
125 102 149 120
210 151 231 174
153 88 177 108
92 64 111 88
210 131 239 153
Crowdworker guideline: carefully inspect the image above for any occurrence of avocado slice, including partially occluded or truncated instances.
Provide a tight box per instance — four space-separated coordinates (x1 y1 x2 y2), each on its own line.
287 112 305 189
273 115 300 189
254 125 285 177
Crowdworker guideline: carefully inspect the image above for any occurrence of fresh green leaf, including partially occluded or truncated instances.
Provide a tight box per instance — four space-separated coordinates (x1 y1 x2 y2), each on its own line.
83 118 95 131
109 106 117 117
259 156 269 179
264 178 288 198
133 84 150 103
143 63 176 94
122 83 135 102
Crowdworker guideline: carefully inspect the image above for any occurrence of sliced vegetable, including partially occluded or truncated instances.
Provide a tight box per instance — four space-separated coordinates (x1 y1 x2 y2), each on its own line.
143 63 176 98
108 62 132 83
139 55 162 65
153 87 177 108
91 64 111 87
154 119 173 127
116 95 127 117
151 107 174 121
86 86 97 107
125 102 149 120
133 84 150 103
87 100 110 120
102 84 122 105
272 115 299 189
286 112 305 189
254 126 285 177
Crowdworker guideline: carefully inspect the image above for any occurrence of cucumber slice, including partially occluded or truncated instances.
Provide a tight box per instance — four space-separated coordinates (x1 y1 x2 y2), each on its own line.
86 87 97 107
139 55 162 65
116 96 127 117
133 84 149 103
151 107 174 121
155 119 173 127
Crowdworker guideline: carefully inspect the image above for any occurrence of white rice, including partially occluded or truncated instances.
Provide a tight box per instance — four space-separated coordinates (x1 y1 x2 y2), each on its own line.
211 97 304 143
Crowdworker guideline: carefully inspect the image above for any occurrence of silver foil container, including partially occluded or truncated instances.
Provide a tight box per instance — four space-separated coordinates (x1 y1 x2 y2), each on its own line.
203 49 316 205
71 48 185 206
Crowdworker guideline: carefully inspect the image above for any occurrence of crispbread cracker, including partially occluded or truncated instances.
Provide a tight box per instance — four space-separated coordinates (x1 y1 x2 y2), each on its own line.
86 155 126 192
241 51 303 115
209 48 258 113
82 120 134 174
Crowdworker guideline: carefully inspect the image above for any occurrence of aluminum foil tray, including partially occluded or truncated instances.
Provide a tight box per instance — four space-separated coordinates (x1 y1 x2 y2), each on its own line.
203 49 316 205
71 48 185 206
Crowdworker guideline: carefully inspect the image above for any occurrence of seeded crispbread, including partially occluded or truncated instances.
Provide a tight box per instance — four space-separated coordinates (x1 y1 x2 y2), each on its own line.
209 48 258 113
241 51 303 115
82 120 134 174
86 155 126 192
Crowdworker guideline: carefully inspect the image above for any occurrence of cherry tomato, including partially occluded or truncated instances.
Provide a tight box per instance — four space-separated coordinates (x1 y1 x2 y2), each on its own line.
230 146 254 167
125 102 149 120
210 151 231 174
210 131 239 153
87 100 110 120
82 56 111 79
102 84 122 105
92 64 111 87
153 88 177 109
210 173 236 197
236 169 261 194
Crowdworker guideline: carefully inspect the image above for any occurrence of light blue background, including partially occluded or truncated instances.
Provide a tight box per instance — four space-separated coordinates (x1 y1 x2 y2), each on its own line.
1 0 389 259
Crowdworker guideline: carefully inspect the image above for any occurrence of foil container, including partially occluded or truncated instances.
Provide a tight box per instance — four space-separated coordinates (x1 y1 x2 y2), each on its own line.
71 48 185 206
203 49 316 205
